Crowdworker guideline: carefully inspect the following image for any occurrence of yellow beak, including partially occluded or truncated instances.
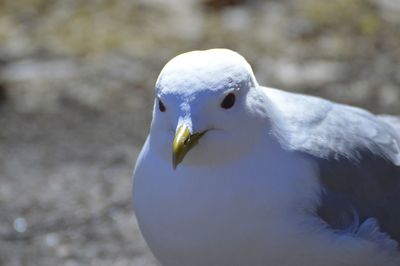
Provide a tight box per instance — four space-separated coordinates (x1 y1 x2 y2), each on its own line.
172 124 206 170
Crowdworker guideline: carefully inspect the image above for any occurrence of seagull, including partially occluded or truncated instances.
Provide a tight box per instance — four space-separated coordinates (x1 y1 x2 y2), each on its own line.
132 49 400 266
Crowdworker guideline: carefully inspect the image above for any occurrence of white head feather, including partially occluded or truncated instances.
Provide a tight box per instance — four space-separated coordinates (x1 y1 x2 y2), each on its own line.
149 49 271 166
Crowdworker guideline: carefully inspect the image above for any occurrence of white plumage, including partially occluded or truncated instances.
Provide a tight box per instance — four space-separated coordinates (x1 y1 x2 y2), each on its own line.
133 49 400 266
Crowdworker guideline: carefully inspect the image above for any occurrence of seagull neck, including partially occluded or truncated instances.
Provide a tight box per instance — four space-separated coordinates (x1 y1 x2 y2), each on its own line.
251 86 289 145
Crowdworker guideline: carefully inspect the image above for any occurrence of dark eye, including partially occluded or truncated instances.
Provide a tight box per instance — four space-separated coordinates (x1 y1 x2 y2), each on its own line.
221 93 235 109
158 99 166 112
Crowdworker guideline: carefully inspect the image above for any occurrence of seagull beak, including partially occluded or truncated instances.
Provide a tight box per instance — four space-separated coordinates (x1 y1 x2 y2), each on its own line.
172 124 206 170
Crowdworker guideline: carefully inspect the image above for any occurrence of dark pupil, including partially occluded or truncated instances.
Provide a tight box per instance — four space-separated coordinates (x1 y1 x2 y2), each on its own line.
221 93 235 109
158 99 166 112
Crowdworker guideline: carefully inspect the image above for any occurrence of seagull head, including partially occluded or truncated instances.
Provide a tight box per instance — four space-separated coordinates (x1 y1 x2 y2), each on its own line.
150 49 269 169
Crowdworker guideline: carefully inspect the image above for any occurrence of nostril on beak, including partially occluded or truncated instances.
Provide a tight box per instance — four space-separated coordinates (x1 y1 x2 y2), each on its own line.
184 138 189 145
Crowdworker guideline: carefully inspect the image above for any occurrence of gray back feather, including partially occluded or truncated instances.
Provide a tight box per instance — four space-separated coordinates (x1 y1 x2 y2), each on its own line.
265 87 400 247
379 115 400 133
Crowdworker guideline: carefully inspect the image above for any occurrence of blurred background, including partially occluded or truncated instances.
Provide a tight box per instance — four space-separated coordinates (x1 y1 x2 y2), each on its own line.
0 0 399 265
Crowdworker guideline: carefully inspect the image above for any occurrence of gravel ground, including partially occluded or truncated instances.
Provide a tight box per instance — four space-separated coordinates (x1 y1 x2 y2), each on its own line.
0 104 158 266
0 0 399 265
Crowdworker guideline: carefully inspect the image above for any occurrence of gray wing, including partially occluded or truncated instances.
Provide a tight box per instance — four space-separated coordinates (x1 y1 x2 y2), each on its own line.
316 152 400 249
265 88 400 246
380 115 400 133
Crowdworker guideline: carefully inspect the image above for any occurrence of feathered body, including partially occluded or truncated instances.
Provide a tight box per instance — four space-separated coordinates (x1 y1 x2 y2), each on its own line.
133 49 400 266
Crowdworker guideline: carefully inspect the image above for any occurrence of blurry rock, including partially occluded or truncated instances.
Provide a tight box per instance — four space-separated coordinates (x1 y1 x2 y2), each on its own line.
0 58 79 113
13 217 27 233
378 84 400 111
299 0 381 37
262 59 345 88
0 82 7 105
202 0 247 11
45 233 60 247
221 7 252 31
372 0 400 23
0 59 78 82
135 0 205 41
394 69 400 85
256 2 288 38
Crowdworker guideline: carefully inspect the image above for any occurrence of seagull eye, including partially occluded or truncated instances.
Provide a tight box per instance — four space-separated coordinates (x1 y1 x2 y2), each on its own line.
158 99 166 112
221 93 235 109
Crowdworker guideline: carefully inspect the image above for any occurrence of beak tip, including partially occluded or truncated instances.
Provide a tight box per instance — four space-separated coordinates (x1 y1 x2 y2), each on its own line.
172 158 178 170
